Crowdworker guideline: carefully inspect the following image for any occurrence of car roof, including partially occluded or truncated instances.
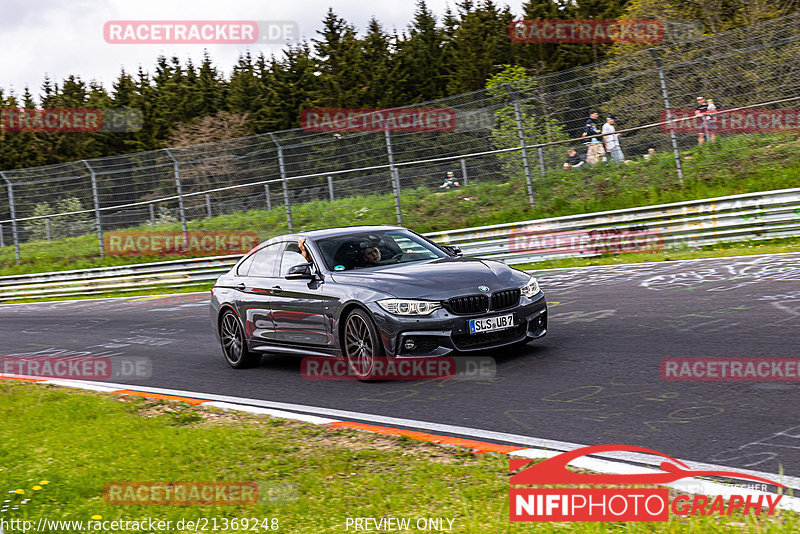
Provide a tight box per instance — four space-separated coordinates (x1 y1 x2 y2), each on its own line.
296 225 405 240
247 225 408 253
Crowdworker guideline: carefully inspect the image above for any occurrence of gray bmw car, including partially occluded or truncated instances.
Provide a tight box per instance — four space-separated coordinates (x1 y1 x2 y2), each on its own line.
210 225 547 379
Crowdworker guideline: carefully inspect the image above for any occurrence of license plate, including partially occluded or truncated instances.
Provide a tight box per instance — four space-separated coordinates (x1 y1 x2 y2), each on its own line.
469 313 514 334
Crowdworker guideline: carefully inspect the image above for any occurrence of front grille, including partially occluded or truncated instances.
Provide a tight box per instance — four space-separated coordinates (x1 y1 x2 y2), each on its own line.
452 323 526 350
491 288 520 310
446 295 489 315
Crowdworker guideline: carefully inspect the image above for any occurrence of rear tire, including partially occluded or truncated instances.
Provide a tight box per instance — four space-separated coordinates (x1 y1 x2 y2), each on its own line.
343 309 385 381
219 309 261 369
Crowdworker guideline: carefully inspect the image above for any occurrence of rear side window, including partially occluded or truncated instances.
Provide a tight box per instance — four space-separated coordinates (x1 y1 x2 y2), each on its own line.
246 243 282 277
236 253 256 276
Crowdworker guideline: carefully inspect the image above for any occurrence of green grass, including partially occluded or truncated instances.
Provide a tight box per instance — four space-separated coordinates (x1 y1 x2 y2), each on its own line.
1 132 799 276
0 381 797 533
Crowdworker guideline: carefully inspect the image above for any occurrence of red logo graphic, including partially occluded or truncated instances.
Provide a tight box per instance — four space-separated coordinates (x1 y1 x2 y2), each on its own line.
510 20 663 43
299 108 456 133
510 444 785 522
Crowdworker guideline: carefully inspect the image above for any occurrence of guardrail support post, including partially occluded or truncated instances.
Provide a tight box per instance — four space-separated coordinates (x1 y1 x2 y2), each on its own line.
537 147 547 179
327 176 335 202
149 203 155 226
83 160 104 257
0 223 4 248
650 50 684 186
460 158 468 185
384 129 403 225
264 183 272 211
0 172 20 264
269 133 293 231
163 148 189 234
45 218 52 241
503 83 535 209
205 194 213 219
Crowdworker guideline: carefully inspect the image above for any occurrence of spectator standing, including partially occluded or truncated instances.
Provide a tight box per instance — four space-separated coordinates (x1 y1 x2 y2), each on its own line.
705 98 718 144
582 111 605 164
602 115 624 163
563 149 586 169
695 96 709 145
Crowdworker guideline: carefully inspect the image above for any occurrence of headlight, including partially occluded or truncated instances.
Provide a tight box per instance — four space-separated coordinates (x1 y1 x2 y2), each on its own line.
377 299 442 316
521 276 541 298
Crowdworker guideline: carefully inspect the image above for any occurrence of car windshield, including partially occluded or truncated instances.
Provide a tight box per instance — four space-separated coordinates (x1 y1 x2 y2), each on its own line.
315 230 448 271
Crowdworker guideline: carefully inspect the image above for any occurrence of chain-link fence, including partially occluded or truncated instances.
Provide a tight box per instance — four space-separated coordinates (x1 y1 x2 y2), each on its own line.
1 13 800 267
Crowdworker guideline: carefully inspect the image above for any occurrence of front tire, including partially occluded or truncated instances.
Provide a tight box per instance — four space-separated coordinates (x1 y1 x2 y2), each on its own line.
343 309 385 381
219 309 261 369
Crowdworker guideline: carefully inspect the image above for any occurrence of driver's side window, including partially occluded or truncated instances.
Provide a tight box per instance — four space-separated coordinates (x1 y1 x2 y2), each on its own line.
280 243 310 276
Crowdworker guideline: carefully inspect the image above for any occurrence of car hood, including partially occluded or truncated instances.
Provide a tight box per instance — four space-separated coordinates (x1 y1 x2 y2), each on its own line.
329 257 529 299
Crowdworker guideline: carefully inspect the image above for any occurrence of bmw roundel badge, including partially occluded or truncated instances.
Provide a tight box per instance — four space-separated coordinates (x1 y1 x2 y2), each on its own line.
479 285 490 292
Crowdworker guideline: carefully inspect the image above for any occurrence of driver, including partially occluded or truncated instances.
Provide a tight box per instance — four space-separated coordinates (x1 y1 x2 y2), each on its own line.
360 243 382 264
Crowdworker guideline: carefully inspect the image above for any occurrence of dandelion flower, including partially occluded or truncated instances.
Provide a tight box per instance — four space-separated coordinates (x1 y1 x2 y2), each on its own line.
91 515 102 520
33 486 42 491
14 489 24 495
39 481 49 485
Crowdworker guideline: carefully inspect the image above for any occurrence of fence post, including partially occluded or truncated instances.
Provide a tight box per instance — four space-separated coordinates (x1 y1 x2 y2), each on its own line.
0 223 4 248
460 158 468 185
149 203 155 226
503 83 535 209
45 218 52 241
650 49 684 186
268 133 293 231
537 147 547 179
163 148 189 234
327 176 334 202
0 172 20 264
82 160 104 257
264 183 272 211
383 129 403 225
205 194 213 219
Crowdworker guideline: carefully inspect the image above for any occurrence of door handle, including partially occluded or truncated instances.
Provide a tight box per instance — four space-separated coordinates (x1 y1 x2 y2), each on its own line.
270 286 282 294
234 283 246 290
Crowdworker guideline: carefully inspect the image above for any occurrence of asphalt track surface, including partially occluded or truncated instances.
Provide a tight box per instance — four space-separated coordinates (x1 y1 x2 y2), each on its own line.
1 253 799 481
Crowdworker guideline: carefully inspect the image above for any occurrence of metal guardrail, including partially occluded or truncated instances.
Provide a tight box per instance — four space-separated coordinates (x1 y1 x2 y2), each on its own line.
0 187 798 302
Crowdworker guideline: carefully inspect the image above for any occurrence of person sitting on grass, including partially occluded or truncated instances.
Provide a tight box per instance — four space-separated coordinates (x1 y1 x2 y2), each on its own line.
439 171 460 190
563 149 586 169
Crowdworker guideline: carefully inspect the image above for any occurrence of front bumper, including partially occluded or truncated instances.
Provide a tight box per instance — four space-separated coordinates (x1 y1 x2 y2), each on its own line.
370 292 547 356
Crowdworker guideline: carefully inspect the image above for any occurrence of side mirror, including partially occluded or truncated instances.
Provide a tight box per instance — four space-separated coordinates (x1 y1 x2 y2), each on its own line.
442 245 463 257
286 263 315 279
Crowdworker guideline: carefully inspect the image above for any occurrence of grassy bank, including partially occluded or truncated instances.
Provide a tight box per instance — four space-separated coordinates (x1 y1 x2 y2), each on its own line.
0 380 796 533
1 132 799 276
